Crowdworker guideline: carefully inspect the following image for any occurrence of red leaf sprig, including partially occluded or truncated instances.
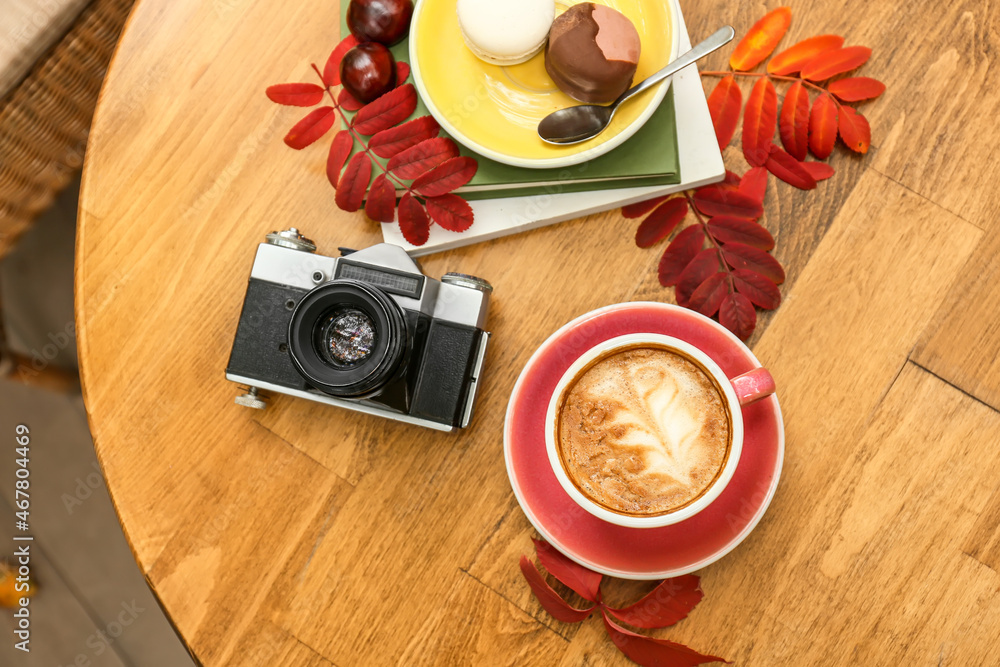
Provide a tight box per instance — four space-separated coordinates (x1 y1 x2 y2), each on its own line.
266 37 478 245
521 539 728 666
624 7 881 339
624 173 781 340
707 6 883 163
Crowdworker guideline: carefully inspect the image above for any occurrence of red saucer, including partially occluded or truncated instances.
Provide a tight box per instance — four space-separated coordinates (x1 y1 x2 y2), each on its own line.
503 302 784 579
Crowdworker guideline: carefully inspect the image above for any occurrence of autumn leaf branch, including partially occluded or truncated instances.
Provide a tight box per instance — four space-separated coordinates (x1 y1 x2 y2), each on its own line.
521 539 729 666
266 35 479 245
620 6 883 340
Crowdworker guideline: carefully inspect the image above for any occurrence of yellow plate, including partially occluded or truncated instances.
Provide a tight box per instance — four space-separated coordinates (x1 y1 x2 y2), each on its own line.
409 0 679 168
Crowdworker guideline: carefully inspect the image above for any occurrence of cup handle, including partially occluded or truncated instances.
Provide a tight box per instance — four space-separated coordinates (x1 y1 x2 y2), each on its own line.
730 368 776 406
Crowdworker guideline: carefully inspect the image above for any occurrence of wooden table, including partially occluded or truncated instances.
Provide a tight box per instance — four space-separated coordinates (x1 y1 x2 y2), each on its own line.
76 0 1000 664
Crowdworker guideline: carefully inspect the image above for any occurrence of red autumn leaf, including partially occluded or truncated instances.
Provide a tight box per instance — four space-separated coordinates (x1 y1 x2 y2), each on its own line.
602 610 729 667
635 198 689 248
676 248 723 308
396 61 411 84
425 194 474 232
767 35 844 75
808 93 838 159
520 556 596 623
388 137 459 179
326 130 354 188
269 42 476 244
334 152 371 212
729 7 792 71
623 195 671 219
266 83 325 107
707 75 742 150
738 166 768 203
723 170 741 187
323 35 359 86
765 145 817 190
364 173 397 222
412 156 478 197
659 225 705 287
742 78 778 167
722 241 785 284
719 292 757 340
688 272 730 317
284 106 337 150
338 88 364 111
353 83 418 135
779 80 810 161
801 46 873 81
708 216 775 250
693 186 764 219
838 106 871 154
604 575 704 630
532 539 603 602
828 76 885 102
800 161 835 181
397 192 430 245
731 269 781 310
369 116 441 159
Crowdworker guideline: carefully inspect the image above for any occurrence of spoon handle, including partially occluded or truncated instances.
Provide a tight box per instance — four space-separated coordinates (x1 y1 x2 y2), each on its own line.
614 26 736 107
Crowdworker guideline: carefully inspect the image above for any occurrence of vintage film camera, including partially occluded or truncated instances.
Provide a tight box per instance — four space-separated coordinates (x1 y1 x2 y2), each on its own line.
226 229 492 431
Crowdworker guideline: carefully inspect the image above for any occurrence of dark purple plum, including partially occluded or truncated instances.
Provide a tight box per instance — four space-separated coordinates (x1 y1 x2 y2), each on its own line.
340 42 397 104
347 0 414 46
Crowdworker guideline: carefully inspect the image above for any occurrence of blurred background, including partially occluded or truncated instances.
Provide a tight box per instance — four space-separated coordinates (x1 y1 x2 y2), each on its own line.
0 0 194 663
0 180 195 666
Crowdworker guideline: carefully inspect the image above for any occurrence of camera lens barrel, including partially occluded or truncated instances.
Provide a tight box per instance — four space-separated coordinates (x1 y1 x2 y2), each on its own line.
287 280 407 398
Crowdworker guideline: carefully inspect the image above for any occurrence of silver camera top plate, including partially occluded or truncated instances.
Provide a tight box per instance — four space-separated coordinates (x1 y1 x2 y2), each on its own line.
248 242 489 329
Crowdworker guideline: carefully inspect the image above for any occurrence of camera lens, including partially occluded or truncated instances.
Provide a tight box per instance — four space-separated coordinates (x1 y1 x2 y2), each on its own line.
287 280 407 398
316 308 376 365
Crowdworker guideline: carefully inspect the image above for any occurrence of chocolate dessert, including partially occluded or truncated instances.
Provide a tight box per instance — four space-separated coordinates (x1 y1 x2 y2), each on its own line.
545 3 640 104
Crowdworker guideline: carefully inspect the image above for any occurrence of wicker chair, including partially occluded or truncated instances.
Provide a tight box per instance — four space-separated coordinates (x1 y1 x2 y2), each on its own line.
0 0 133 391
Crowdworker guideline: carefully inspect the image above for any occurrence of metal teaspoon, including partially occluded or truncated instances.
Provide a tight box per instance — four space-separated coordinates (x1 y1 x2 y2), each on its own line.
537 26 736 145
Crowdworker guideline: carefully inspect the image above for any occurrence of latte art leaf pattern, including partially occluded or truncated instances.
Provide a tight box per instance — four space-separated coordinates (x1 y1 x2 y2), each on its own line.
598 362 706 488
558 348 730 516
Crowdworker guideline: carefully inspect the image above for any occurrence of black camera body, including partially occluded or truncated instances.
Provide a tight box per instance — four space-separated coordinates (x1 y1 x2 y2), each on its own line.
226 229 492 431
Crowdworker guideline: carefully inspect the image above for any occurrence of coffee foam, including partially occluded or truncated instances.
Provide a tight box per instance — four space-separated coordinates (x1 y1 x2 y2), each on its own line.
557 346 731 516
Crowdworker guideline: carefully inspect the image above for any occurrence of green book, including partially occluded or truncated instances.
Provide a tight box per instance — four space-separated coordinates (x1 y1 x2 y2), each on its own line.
339 4 679 201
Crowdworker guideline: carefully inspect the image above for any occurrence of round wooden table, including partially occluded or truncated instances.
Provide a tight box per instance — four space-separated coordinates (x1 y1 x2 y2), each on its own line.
77 0 1000 664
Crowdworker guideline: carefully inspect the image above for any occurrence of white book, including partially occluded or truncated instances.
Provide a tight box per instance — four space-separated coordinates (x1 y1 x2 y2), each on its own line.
382 3 724 256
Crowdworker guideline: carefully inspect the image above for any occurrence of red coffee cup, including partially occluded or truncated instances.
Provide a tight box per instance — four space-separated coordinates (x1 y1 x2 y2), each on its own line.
504 302 784 577
544 332 774 528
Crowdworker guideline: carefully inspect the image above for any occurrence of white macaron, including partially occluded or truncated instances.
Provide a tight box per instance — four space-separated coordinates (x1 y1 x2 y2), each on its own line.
457 0 555 66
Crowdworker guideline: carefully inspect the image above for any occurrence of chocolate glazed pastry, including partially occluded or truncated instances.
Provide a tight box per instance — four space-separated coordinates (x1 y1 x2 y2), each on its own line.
545 3 640 104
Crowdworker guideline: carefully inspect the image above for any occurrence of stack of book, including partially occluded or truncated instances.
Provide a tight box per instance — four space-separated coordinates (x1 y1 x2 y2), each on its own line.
341 1 724 255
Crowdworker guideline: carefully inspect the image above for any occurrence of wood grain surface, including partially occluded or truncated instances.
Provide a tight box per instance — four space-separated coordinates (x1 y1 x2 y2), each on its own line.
75 0 1000 664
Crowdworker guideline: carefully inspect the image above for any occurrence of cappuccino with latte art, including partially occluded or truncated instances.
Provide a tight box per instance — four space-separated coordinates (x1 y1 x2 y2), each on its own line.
556 346 732 516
